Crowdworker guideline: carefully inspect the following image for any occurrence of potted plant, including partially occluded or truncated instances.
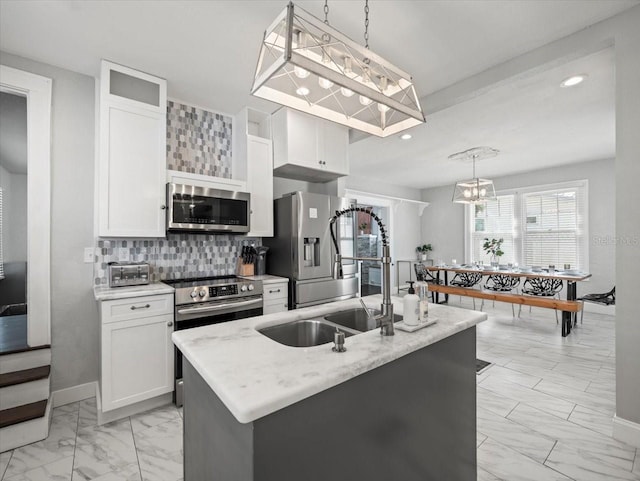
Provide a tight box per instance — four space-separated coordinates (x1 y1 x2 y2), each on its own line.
416 243 432 262
359 222 368 235
482 238 504 268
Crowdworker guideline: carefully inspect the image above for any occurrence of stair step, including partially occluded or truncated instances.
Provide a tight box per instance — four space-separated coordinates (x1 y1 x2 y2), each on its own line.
0 399 48 429
0 397 51 452
0 346 51 374
0 344 51 356
0 365 50 388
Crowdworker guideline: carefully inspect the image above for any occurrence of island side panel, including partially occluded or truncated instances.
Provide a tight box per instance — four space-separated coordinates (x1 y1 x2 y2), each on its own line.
183 359 254 481
254 327 477 481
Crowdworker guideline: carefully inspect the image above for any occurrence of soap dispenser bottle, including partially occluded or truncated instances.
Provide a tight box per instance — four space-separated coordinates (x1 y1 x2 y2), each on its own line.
416 280 429 321
403 281 420 326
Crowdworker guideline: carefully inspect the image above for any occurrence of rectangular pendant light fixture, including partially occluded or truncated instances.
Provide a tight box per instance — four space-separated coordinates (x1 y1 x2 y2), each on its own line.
251 2 425 138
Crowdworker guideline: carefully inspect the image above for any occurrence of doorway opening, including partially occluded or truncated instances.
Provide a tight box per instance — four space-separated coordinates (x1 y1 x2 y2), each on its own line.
356 204 389 297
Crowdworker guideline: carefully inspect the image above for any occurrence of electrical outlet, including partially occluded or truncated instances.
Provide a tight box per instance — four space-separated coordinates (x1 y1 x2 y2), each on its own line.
119 247 129 260
84 248 94 264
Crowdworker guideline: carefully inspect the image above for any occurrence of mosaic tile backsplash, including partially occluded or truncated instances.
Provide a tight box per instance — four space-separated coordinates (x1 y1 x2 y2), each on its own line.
166 101 232 178
94 235 262 286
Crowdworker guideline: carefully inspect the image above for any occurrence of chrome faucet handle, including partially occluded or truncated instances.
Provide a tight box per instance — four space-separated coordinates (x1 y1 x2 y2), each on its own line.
359 298 374 318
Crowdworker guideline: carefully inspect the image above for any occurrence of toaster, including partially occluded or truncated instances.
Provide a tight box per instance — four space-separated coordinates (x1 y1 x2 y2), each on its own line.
108 262 150 288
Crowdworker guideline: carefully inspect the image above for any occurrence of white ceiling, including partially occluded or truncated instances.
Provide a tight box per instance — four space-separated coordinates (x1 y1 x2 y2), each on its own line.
0 0 635 187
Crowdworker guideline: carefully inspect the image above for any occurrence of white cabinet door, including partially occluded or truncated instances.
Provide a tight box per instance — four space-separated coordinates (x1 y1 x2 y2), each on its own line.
263 281 289 314
246 136 274 237
101 313 174 412
318 119 349 175
272 108 348 182
98 61 167 237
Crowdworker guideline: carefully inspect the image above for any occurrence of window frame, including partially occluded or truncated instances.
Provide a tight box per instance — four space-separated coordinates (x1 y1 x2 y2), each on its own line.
465 180 589 270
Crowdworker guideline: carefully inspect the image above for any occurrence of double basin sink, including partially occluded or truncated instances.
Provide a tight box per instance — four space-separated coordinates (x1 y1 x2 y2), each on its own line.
258 308 403 348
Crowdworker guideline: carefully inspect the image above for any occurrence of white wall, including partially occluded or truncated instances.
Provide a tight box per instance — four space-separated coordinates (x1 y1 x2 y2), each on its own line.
0 164 27 262
0 51 98 392
421 158 615 297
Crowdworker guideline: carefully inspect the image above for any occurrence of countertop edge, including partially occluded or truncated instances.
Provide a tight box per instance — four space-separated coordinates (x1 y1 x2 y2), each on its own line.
94 283 175 301
173 297 486 424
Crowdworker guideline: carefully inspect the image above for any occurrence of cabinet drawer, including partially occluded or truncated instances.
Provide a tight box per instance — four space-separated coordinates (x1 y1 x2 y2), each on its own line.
101 294 173 323
263 283 288 301
264 299 289 315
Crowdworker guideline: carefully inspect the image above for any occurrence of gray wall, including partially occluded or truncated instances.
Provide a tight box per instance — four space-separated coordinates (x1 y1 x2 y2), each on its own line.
420 158 616 298
0 51 98 392
0 164 27 262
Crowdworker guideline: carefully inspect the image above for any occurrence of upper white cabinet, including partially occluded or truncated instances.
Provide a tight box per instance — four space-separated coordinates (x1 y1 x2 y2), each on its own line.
272 108 349 182
234 108 274 237
98 60 167 237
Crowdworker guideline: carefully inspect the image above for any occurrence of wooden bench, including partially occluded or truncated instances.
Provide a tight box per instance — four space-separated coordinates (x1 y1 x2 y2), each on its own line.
427 284 583 312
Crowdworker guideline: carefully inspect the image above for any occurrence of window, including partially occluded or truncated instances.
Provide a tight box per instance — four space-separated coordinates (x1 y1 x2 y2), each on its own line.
471 195 515 265
466 181 588 270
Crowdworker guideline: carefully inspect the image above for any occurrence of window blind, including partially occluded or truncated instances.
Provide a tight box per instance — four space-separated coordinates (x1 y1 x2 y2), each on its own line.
522 187 585 268
471 195 515 264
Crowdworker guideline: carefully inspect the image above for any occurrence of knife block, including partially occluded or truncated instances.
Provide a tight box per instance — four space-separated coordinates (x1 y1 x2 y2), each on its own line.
237 258 255 276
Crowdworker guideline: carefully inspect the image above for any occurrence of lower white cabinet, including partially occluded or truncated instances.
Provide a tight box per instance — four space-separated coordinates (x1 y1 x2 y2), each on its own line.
263 281 289 314
100 294 174 412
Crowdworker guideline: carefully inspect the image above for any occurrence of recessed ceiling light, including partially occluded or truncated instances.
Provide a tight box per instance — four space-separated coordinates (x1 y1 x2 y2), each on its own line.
400 133 412 140
561 75 587 87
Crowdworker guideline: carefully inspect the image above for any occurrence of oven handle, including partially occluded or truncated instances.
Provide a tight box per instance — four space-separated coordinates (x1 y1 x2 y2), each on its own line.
177 297 262 315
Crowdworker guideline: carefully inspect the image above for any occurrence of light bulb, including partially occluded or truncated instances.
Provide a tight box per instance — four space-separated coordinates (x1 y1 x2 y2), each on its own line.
318 77 334 89
377 103 390 113
359 95 372 106
464 190 471 198
321 50 331 65
472 187 479 196
296 87 310 96
294 66 310 79
340 87 354 97
480 188 487 197
379 76 388 93
343 57 353 76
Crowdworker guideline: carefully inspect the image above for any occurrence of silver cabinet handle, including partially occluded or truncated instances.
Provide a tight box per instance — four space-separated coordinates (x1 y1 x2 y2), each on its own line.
269 288 281 293
130 304 150 310
160 205 166 210
167 321 173 327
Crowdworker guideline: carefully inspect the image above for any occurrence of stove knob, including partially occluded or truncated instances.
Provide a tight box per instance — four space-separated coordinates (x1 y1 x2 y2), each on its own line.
190 291 198 299
248 284 255 291
240 285 248 292
198 290 207 298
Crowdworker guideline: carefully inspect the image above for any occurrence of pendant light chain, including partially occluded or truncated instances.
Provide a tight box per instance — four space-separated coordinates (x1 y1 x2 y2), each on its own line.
324 0 329 24
364 0 370 49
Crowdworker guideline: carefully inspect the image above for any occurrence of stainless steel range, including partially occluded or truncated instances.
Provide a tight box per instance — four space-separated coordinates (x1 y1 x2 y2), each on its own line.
163 275 263 406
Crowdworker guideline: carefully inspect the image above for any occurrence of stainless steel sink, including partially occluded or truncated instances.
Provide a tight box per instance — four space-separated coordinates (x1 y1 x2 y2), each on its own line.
323 308 403 332
258 319 356 348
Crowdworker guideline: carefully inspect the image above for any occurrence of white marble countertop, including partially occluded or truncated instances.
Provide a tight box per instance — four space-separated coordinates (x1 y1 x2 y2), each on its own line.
93 283 174 301
172 295 486 424
238 274 288 285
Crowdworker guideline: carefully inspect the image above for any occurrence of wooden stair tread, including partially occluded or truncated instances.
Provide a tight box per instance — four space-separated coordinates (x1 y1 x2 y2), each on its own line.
0 365 50 388
0 400 48 429
0 344 51 356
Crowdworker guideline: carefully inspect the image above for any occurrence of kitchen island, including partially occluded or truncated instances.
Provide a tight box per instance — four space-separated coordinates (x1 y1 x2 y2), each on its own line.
172 295 486 481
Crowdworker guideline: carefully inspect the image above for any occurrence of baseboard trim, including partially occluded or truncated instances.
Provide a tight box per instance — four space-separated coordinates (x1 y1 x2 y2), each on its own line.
52 381 97 408
613 414 640 449
583 302 615 316
97 392 173 426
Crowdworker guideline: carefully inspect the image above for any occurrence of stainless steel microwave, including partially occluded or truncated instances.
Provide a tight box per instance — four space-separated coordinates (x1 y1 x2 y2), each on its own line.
166 183 251 234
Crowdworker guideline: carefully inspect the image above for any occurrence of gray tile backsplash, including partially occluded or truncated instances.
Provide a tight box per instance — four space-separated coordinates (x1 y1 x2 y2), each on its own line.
94 235 262 286
166 101 232 177
95 100 258 286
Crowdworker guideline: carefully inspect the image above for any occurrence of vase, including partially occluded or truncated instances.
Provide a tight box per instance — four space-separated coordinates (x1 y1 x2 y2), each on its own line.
421 254 427 261
490 255 499 269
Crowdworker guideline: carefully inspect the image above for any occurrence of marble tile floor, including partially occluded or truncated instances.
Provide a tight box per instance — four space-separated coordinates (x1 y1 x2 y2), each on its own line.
0 300 638 480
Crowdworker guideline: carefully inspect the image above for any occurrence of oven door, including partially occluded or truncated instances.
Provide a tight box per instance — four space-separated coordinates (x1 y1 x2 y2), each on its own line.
174 296 263 406
167 182 250 233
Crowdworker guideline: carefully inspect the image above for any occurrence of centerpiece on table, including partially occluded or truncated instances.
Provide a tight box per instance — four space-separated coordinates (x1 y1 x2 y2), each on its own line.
482 238 504 269
416 243 433 262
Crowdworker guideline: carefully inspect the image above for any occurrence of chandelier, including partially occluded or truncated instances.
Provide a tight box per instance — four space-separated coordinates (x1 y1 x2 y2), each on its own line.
251 1 425 137
450 147 499 204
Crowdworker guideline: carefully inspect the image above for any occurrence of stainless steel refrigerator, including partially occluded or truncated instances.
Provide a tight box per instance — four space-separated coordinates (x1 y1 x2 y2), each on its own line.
264 192 358 309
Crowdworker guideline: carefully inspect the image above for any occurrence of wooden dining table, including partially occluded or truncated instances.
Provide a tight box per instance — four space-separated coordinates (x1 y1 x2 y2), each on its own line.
425 265 592 336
